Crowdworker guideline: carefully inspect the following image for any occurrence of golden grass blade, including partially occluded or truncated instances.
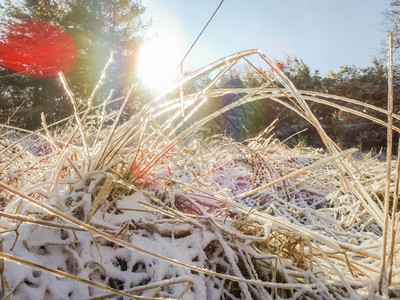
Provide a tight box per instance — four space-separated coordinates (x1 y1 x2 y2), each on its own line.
0 252 166 300
0 212 83 231
92 89 114 147
86 175 113 222
58 72 90 162
0 240 4 298
94 84 135 170
89 277 194 300
300 90 400 121
301 96 400 133
166 58 240 136
388 144 400 286
380 32 394 295
87 52 114 110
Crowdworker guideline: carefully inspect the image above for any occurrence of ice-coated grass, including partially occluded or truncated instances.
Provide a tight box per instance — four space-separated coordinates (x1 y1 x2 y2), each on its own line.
0 48 399 299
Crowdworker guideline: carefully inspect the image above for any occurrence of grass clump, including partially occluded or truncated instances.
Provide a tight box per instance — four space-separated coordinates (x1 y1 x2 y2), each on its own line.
0 49 399 299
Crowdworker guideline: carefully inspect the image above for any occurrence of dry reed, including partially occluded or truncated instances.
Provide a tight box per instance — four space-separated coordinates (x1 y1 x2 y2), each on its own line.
0 48 399 299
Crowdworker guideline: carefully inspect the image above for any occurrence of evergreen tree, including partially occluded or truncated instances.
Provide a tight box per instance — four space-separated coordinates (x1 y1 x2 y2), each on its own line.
0 0 147 128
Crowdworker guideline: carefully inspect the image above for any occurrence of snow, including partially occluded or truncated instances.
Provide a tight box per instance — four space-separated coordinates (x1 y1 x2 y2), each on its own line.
1 50 400 299
1 137 398 299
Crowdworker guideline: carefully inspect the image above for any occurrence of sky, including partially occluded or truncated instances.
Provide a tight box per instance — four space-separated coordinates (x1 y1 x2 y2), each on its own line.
141 0 392 77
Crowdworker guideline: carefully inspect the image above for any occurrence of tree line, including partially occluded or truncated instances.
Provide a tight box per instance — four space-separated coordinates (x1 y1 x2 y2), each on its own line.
0 0 399 151
184 57 398 151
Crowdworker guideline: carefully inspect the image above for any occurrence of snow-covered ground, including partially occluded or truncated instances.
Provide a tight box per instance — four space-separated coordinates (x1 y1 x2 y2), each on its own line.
1 50 399 299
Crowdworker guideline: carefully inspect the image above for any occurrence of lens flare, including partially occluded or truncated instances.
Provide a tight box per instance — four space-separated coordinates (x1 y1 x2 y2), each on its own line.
137 33 184 90
0 19 77 78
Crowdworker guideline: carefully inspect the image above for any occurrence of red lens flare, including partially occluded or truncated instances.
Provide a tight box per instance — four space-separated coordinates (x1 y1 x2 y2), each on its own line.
0 19 77 78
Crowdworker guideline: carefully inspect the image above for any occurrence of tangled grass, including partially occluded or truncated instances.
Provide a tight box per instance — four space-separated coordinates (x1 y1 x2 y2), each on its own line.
0 49 399 299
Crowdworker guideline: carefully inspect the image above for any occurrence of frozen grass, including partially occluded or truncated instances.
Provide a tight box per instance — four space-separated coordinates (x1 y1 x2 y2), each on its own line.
0 49 399 299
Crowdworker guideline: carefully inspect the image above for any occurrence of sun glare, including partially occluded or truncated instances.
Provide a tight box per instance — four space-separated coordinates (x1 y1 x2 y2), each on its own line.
137 34 184 91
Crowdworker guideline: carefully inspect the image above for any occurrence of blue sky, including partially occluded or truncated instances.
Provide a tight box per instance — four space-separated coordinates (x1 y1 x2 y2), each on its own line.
142 0 392 76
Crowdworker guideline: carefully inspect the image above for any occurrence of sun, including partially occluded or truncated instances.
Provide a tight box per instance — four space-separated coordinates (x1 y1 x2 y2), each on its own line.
137 33 184 91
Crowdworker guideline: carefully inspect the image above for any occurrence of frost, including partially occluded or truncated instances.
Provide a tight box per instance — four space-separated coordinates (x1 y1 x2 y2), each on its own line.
0 49 399 299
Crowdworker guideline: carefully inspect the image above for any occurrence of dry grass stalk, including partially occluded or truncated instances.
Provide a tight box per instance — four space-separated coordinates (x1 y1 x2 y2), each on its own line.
0 252 168 300
380 32 394 296
0 48 399 299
